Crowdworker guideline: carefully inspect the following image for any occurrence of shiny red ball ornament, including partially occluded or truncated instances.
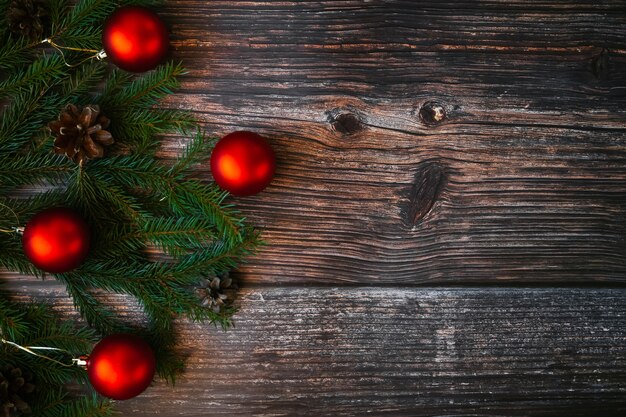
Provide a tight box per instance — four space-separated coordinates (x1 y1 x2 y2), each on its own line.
87 334 156 400
210 131 276 196
102 6 169 73
22 207 91 273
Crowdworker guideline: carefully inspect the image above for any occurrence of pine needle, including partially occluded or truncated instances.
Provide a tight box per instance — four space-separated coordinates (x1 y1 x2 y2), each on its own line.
0 0 260 412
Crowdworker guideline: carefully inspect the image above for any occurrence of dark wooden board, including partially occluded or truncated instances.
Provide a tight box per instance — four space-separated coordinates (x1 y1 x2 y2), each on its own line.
152 0 626 284
6 1 626 415
7 280 626 416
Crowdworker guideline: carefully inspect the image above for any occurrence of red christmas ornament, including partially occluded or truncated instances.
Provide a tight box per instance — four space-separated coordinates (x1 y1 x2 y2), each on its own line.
210 131 276 196
102 6 169 73
22 207 91 273
87 334 156 400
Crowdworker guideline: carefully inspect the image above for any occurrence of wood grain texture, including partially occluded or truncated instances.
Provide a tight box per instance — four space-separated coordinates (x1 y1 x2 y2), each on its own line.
7 280 626 416
153 0 626 284
6 2 626 415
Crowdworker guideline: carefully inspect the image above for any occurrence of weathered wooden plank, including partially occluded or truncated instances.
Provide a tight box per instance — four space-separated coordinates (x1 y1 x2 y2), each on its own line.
152 1 626 284
5 2 626 415
7 280 626 416
163 0 626 119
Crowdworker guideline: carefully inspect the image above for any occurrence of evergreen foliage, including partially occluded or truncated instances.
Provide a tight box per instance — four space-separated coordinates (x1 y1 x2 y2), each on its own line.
0 0 259 414
0 296 114 416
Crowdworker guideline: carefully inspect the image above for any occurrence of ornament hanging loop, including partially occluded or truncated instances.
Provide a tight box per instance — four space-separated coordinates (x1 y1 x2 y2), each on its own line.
41 38 106 68
0 338 85 368
0 201 22 234
73 356 89 369
0 226 22 234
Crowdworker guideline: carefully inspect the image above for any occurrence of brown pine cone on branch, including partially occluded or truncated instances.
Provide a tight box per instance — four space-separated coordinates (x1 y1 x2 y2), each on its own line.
0 364 35 417
195 273 237 313
7 0 48 40
48 104 115 165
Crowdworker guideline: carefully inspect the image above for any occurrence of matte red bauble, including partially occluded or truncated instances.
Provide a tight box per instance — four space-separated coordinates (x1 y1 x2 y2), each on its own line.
102 6 169 73
22 207 90 273
210 131 276 196
87 334 156 400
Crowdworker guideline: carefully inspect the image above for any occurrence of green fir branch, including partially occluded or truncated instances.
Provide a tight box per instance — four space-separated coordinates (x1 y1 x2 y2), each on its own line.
102 62 186 109
58 61 107 102
169 129 215 176
0 90 47 151
47 0 70 34
0 54 67 98
0 235 42 277
0 152 73 189
0 0 261 412
37 393 114 417
0 298 30 341
61 281 127 335
55 26 103 51
58 0 116 36
169 180 245 244
173 228 261 278
0 299 114 416
97 68 133 99
0 36 31 71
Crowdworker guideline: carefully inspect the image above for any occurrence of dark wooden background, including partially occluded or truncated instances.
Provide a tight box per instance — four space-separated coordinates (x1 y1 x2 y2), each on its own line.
9 0 626 415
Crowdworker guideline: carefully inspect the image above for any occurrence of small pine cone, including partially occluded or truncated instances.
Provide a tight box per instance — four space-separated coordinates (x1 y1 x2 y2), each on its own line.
195 272 237 313
7 0 48 40
48 104 114 165
0 364 35 417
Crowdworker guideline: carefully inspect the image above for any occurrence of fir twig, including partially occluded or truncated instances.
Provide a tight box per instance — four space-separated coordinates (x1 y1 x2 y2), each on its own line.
1 0 261 412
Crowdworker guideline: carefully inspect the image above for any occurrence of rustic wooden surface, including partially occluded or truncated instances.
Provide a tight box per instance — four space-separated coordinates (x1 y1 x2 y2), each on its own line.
9 0 626 415
139 0 626 412
8 279 626 416
160 0 626 284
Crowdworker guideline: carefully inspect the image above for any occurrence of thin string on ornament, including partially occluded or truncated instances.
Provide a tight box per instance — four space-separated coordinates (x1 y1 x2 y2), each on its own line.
0 337 87 367
0 201 23 234
41 38 107 68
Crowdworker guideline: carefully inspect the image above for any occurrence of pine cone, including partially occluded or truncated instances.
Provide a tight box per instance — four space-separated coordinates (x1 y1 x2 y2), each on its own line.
195 273 237 313
48 104 114 165
7 0 48 40
0 365 35 417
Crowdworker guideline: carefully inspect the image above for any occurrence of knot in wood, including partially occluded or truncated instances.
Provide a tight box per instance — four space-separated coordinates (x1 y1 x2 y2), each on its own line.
591 48 610 80
419 101 447 126
403 161 445 226
329 112 364 135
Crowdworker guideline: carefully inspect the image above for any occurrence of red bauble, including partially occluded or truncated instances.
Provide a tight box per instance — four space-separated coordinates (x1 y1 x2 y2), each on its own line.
102 6 169 73
210 131 276 196
87 334 156 400
22 207 91 273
